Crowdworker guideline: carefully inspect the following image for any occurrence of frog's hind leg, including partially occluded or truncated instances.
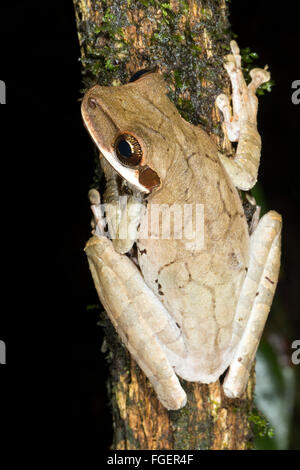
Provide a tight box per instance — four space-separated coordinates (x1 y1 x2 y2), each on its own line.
85 192 187 410
223 210 282 398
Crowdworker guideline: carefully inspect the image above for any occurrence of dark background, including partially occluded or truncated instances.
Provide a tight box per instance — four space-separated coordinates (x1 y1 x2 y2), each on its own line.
0 0 299 451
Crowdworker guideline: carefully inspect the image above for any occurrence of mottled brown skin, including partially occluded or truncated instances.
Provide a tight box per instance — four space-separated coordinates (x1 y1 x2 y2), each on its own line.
82 72 250 384
139 125 249 382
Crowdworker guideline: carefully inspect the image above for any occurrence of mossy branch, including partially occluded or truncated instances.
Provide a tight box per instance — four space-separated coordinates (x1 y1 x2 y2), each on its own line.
73 0 255 450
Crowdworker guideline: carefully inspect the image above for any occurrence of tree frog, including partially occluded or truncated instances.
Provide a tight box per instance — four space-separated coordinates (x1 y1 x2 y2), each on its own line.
81 41 282 410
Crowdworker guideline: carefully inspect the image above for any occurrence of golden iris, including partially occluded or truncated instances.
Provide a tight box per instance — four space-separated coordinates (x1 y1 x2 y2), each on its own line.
114 134 143 167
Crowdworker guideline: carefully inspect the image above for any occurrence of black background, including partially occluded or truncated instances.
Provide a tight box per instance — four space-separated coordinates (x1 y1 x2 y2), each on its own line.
0 0 299 452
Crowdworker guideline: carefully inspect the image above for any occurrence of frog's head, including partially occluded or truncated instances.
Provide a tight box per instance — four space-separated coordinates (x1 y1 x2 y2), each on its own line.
81 72 183 194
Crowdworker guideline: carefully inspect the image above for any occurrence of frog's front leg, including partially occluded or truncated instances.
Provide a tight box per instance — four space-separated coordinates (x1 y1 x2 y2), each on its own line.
223 210 282 398
85 191 187 410
216 40 270 190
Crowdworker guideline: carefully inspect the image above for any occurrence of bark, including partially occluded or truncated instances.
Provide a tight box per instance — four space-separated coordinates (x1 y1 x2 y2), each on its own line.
73 0 255 450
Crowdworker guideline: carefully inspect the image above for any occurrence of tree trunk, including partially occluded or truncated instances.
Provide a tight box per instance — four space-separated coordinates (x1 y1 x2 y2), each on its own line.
73 0 255 450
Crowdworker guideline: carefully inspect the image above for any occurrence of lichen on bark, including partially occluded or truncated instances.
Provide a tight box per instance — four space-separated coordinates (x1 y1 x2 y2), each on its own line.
73 0 256 450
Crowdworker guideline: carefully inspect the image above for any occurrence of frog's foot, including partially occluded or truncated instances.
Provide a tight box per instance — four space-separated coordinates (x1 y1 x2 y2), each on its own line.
88 188 107 236
100 157 144 254
85 193 187 410
223 210 282 398
216 40 270 191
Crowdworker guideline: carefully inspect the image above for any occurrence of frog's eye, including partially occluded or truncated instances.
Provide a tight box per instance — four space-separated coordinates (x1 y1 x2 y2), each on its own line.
114 134 143 167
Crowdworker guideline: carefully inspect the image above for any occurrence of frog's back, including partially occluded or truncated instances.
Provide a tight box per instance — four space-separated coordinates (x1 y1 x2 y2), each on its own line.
137 123 250 382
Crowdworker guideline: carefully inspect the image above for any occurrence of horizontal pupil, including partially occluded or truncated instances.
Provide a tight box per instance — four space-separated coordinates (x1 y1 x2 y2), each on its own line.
118 139 132 158
115 134 142 167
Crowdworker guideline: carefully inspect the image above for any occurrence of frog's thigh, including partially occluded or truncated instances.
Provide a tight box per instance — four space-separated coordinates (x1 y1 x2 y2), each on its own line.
85 236 187 410
223 210 282 398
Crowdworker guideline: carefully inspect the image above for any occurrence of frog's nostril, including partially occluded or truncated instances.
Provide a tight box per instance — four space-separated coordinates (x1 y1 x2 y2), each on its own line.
88 97 97 109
